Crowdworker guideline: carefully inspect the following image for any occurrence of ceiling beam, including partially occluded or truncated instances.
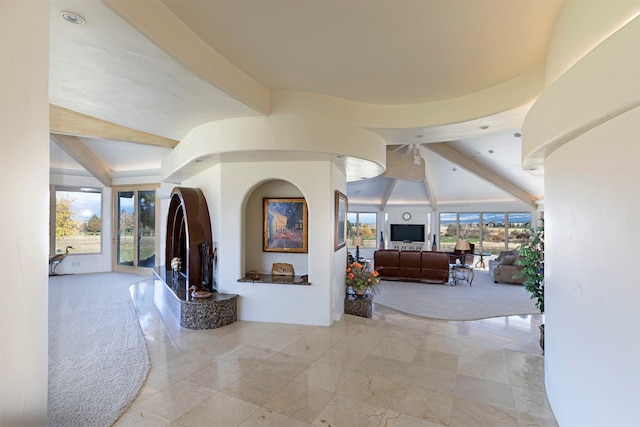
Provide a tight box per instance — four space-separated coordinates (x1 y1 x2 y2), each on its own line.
424 142 537 208
418 145 437 211
50 104 179 148
50 134 112 187
379 178 398 211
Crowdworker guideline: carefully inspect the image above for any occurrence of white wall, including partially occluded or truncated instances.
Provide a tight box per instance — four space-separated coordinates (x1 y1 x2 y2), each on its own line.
0 1 49 424
524 10 640 427
546 107 639 427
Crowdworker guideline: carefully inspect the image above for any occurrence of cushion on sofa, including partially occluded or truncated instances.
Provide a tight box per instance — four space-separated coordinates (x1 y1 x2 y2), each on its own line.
501 254 517 265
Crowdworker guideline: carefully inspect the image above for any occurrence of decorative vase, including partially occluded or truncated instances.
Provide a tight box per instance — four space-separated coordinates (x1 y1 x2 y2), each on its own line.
379 232 384 249
539 325 545 352
431 234 437 251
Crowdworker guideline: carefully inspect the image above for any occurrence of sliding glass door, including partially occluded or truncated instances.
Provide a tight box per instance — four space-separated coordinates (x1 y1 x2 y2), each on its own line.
114 186 158 272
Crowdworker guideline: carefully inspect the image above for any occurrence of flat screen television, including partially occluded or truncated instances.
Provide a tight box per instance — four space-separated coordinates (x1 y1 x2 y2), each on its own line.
390 224 425 242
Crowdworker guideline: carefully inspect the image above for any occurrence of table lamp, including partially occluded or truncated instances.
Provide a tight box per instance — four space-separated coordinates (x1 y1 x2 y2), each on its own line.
353 236 364 260
455 239 471 265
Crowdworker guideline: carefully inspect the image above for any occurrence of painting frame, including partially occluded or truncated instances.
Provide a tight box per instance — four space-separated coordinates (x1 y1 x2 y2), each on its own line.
263 198 308 253
335 190 348 251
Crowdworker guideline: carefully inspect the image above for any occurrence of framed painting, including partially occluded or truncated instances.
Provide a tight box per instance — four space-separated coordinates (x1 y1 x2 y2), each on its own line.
263 198 308 253
335 190 348 251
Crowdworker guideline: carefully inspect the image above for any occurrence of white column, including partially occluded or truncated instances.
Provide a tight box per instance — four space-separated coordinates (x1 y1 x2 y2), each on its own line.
0 1 50 425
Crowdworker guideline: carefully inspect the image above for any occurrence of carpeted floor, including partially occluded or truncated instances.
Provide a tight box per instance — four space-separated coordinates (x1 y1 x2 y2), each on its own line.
48 273 151 427
374 269 538 320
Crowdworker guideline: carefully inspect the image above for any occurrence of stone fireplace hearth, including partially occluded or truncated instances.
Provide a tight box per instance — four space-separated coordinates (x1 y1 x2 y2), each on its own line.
154 187 238 330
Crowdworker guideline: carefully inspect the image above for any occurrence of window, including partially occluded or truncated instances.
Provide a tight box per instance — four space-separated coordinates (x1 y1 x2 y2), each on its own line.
347 212 377 249
51 187 102 255
507 212 531 251
459 212 480 247
440 211 532 254
482 212 506 254
439 213 458 252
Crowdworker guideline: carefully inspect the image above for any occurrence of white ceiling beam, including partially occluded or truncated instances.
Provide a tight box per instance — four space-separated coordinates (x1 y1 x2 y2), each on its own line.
418 145 437 211
425 142 537 208
50 104 179 148
50 134 112 187
379 178 398 211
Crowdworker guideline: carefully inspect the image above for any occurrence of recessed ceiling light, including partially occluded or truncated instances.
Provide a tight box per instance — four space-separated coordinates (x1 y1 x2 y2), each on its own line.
62 11 85 25
452 168 457 172
488 149 494 154
514 132 522 138
414 134 423 139
479 125 489 130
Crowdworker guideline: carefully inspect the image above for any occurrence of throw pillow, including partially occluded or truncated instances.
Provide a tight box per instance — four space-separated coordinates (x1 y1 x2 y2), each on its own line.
502 254 517 265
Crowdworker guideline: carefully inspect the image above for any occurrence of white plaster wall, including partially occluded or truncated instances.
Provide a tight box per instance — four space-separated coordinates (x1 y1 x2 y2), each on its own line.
184 160 336 326
331 164 348 322
524 8 640 426
0 1 49 424
545 107 639 427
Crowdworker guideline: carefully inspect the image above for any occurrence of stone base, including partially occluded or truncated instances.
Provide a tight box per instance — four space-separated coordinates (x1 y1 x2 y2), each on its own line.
154 267 238 330
344 294 373 318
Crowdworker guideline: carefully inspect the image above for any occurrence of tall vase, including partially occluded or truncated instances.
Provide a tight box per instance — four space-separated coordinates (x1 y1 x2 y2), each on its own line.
379 231 384 249
431 234 437 251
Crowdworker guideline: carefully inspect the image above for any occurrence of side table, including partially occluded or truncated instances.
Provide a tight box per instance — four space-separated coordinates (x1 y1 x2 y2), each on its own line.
448 264 474 286
473 252 492 269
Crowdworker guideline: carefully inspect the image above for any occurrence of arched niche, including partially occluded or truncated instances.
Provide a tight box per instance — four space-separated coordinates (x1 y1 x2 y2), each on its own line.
244 179 309 276
166 187 213 290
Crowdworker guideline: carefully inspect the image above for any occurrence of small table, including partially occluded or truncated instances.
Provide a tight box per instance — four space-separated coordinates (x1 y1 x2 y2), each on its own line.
473 252 492 269
448 264 474 286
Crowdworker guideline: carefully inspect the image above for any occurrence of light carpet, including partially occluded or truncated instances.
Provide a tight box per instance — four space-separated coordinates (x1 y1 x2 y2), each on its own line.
374 270 538 320
48 272 151 427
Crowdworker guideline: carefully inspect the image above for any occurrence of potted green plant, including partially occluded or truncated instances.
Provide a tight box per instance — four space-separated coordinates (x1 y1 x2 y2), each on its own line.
346 261 380 296
516 217 545 350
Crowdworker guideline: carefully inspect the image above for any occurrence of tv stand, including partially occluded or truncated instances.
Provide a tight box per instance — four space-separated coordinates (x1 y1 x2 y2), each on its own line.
391 241 424 251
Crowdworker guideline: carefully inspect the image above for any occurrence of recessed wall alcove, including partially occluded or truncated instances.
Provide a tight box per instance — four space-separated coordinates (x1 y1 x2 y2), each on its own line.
244 179 309 277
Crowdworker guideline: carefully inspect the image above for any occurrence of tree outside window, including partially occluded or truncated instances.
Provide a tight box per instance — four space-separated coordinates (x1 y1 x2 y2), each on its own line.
347 212 377 248
53 188 102 254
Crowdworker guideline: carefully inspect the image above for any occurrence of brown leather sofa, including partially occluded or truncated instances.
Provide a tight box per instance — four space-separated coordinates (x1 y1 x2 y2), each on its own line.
374 250 450 284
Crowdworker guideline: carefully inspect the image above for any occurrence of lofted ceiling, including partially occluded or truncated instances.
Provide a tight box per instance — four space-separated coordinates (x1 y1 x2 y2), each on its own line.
49 0 558 207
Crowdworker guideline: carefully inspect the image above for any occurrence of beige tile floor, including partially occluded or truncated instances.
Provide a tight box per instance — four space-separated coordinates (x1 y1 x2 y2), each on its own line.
116 281 556 427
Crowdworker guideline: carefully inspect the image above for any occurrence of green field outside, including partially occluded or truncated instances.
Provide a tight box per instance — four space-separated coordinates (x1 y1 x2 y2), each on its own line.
56 234 101 254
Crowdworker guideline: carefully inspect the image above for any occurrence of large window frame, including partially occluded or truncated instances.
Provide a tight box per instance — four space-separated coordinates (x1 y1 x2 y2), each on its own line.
347 211 378 249
439 211 532 254
49 185 103 256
